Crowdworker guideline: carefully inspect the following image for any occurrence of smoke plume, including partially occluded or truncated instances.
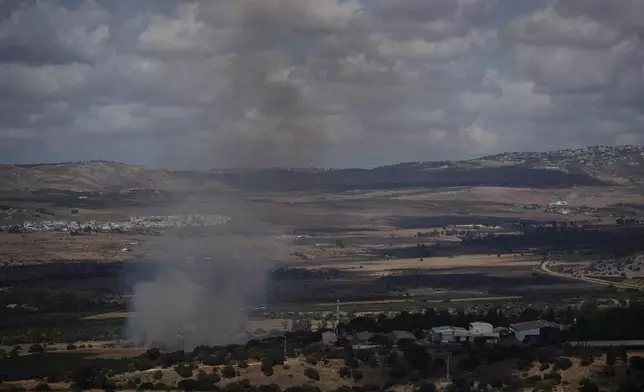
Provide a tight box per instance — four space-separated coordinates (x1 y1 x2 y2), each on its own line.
127 0 391 347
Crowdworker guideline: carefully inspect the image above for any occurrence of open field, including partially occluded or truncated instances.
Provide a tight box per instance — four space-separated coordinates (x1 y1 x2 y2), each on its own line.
2 181 644 352
310 254 543 275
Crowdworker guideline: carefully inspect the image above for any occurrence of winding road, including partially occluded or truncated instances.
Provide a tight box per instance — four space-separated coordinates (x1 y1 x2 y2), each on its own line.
539 260 640 290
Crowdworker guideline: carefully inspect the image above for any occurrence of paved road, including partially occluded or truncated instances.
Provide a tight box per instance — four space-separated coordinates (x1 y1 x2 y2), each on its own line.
539 260 640 290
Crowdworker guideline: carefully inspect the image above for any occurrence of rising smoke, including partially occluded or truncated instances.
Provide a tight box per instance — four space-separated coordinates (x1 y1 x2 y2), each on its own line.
127 0 392 348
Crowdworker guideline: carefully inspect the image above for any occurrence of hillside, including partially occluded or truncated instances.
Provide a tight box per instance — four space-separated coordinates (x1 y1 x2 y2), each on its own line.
0 162 229 193
1 145 643 192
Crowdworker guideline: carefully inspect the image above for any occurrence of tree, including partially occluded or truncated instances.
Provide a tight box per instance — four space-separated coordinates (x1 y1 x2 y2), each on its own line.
415 382 437 392
174 364 193 378
578 379 599 392
154 382 169 390
177 379 198 392
222 365 236 378
28 343 44 354
554 357 572 371
304 368 320 381
630 356 644 371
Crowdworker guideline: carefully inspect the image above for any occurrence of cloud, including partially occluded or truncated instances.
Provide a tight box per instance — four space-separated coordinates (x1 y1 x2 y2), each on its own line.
0 0 643 167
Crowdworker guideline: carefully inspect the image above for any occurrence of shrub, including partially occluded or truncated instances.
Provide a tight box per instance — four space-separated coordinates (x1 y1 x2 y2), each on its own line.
554 357 573 371
533 380 554 392
304 367 320 381
351 370 363 381
238 360 249 369
305 355 320 366
28 344 45 354
177 379 198 391
389 367 407 379
34 383 51 391
344 357 359 369
580 358 592 367
368 355 379 368
222 365 236 378
174 364 193 378
66 344 77 351
224 382 244 392
153 370 163 380
539 363 550 372
543 372 562 384
339 366 350 379
579 378 599 392
154 382 169 391
415 382 437 392
139 382 155 390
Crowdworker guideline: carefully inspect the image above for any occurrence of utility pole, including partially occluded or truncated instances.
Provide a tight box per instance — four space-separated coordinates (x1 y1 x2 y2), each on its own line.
283 334 287 359
433 352 451 381
335 300 340 334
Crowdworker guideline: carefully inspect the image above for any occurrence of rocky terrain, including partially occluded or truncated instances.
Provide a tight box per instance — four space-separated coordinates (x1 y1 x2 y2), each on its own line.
0 145 643 193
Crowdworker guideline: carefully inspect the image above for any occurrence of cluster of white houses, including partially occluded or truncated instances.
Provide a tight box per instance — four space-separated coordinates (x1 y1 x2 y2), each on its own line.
320 319 566 346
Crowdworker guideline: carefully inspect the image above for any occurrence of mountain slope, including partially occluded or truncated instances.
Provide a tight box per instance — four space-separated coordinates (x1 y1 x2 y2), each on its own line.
1 145 642 192
0 162 229 192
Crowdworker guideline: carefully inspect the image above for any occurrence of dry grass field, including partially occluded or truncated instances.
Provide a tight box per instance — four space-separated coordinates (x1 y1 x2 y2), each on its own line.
311 254 543 276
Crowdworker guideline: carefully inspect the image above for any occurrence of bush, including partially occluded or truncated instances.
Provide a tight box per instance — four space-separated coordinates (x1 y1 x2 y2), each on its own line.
305 355 320 366
34 383 51 391
177 379 199 391
304 367 320 381
139 382 155 390
389 367 407 379
580 358 592 367
263 366 275 377
66 344 77 351
543 372 562 384
554 357 573 371
351 370 363 381
222 365 236 378
154 382 170 391
153 370 163 380
28 344 45 354
533 380 554 392
344 357 359 369
339 366 351 379
578 379 599 392
415 382 437 392
238 360 249 369
174 364 193 378
539 363 550 372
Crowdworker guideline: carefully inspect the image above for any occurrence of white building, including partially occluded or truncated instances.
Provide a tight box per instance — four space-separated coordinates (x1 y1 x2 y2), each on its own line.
469 322 494 334
428 326 470 343
510 320 564 342
428 322 499 344
321 331 338 345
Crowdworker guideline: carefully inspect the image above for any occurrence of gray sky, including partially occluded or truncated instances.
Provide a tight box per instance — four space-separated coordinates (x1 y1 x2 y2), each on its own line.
0 0 643 168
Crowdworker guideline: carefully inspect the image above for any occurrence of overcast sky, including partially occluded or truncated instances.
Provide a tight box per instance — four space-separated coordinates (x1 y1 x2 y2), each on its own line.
0 0 643 168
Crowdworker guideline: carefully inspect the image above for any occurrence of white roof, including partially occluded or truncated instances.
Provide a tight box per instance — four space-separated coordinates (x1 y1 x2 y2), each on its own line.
431 325 468 333
469 322 493 328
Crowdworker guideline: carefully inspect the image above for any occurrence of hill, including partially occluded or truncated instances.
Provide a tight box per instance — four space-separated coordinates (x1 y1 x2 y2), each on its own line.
0 162 229 193
1 145 643 192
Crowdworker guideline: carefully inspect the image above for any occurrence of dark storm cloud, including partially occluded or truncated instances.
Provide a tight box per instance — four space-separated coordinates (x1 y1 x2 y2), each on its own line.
0 0 644 167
